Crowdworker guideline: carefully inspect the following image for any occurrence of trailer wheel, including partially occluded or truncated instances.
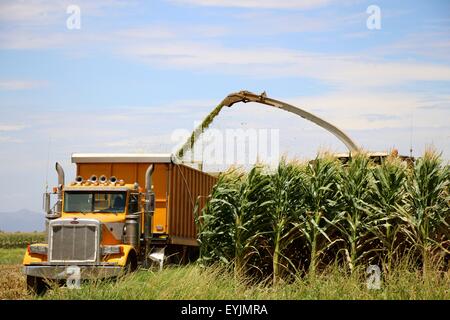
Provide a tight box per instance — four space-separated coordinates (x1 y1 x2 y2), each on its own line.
26 276 47 296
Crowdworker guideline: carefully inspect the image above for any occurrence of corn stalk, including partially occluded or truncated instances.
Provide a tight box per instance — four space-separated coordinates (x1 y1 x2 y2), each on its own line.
295 156 343 277
369 156 408 273
336 154 378 272
198 150 449 283
267 160 305 284
396 150 449 274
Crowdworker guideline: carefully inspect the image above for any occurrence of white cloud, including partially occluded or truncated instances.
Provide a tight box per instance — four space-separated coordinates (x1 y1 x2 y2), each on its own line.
168 0 334 9
0 124 26 145
0 1 137 49
292 92 450 131
105 134 175 152
0 136 24 143
0 0 134 25
116 24 229 40
19 99 217 150
0 124 27 131
1 5 448 90
0 0 64 25
373 31 450 62
0 80 47 91
120 41 450 87
228 11 336 35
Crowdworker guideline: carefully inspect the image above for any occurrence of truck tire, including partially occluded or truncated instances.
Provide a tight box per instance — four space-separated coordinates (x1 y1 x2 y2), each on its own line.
26 276 47 296
124 251 138 274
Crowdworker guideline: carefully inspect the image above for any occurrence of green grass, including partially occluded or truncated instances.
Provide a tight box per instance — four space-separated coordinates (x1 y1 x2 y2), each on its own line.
40 263 449 300
0 248 25 265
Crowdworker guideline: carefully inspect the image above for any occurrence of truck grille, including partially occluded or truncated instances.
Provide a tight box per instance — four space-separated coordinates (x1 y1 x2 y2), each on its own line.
49 219 100 264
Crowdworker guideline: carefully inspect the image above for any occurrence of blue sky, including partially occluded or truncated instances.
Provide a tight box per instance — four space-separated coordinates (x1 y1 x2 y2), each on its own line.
0 0 449 212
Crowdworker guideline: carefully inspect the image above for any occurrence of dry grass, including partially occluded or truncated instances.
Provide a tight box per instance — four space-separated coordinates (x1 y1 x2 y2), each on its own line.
0 265 30 300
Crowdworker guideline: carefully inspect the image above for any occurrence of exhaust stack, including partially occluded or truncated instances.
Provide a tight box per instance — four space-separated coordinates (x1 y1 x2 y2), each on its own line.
55 162 65 216
143 164 155 268
145 164 154 191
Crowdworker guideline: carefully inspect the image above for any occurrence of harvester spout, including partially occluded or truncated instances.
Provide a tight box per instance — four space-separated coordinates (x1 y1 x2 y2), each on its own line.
222 90 360 153
176 90 360 161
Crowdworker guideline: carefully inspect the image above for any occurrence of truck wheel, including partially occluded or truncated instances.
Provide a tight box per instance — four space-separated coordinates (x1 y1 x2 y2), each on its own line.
124 251 138 274
26 276 47 296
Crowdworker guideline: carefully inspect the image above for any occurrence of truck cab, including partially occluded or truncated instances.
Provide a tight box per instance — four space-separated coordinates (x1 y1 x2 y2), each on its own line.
23 159 156 294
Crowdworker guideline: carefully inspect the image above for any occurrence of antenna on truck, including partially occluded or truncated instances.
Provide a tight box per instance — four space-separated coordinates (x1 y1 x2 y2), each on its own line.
409 111 414 158
44 137 52 193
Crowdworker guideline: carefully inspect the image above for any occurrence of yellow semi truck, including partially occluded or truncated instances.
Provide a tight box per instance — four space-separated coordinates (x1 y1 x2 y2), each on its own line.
22 153 216 294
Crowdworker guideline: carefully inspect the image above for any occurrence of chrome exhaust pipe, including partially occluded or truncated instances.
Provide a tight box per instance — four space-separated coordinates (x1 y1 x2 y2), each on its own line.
55 162 65 217
143 164 155 268
56 162 65 186
145 164 154 191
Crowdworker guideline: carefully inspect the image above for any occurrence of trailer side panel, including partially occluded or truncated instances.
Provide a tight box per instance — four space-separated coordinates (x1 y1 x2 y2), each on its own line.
168 163 216 245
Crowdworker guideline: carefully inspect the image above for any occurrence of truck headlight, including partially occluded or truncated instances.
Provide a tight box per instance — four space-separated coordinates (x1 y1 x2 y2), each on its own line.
27 244 48 255
101 245 123 255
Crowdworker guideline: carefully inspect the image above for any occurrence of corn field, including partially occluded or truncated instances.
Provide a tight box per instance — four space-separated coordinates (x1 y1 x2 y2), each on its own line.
0 232 46 249
197 150 450 283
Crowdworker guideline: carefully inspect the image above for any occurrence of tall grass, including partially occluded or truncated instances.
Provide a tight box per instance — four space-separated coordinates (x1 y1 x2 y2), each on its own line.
28 263 448 300
1 260 448 300
198 150 449 283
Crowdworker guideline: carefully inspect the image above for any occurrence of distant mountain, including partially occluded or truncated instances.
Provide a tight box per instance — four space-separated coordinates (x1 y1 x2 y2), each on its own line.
0 209 45 232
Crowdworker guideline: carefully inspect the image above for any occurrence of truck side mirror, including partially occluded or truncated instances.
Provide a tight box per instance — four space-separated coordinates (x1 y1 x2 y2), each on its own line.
128 194 139 214
43 192 51 215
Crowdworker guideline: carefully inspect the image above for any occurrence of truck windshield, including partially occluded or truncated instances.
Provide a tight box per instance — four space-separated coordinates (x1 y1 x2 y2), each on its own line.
64 191 127 213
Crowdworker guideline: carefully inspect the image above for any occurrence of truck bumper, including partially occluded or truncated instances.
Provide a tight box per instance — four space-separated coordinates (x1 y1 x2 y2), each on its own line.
22 265 123 280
